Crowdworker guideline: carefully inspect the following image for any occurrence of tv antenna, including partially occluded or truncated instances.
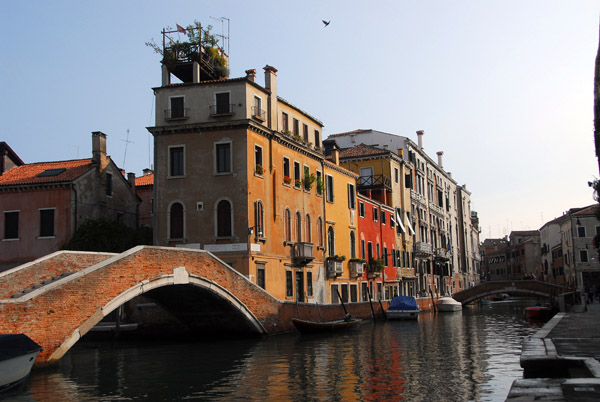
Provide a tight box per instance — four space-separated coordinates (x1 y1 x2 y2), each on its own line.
210 16 230 55
122 129 134 169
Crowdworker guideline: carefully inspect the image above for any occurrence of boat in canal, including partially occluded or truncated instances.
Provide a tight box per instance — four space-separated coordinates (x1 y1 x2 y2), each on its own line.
291 316 362 334
386 296 420 320
0 334 42 392
435 297 462 312
524 305 552 320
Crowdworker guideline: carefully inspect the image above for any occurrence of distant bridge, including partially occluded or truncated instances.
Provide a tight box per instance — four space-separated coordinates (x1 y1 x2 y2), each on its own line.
453 280 566 305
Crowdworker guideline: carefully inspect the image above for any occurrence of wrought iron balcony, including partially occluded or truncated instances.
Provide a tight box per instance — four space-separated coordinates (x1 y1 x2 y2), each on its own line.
293 242 314 265
357 175 392 192
251 106 266 121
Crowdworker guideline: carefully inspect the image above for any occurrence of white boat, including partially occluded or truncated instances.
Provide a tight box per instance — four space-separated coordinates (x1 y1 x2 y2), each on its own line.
435 297 462 312
386 296 420 320
0 334 42 392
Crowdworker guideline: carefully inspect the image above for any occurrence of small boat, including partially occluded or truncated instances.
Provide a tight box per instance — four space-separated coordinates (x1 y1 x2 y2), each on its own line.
291 317 362 334
524 306 551 320
0 334 42 392
386 296 420 320
491 293 510 301
435 297 462 312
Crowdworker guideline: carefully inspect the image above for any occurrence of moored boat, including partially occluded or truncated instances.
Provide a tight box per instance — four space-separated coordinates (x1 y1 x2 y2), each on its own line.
524 306 551 320
386 296 420 320
291 317 362 334
0 334 42 392
435 297 462 312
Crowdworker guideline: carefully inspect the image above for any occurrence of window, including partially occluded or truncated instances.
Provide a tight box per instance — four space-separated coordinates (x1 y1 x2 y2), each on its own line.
215 142 231 173
305 214 311 242
328 226 335 256
307 272 313 296
317 217 323 247
373 207 379 222
359 202 365 217
394 168 399 183
381 211 387 225
254 145 263 175
314 130 320 149
284 209 292 242
376 243 381 259
216 200 232 237
39 209 54 237
350 284 358 303
350 231 356 259
169 202 184 239
578 226 586 238
257 266 266 290
384 247 389 266
580 249 589 263
361 240 366 259
4 211 18 239
331 284 340 303
215 92 230 114
293 118 299 136
294 162 301 187
254 201 264 237
169 146 184 177
283 157 290 183
326 175 334 203
341 284 349 303
361 282 369 302
303 124 309 142
253 96 264 119
296 271 304 301
286 271 293 297
105 173 112 196
282 112 289 132
304 166 310 190
169 96 185 118
367 242 373 261
316 171 323 195
348 183 356 209
295 212 302 242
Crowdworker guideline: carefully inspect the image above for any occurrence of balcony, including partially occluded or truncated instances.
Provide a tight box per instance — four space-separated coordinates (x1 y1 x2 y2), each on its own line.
326 257 344 277
349 259 366 277
430 203 444 216
293 242 314 265
164 108 189 121
251 106 266 122
366 259 384 279
357 175 392 193
435 248 451 261
411 190 427 206
209 104 234 117
414 242 433 256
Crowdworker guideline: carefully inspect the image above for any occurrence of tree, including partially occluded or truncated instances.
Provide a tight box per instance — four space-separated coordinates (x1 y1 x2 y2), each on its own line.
63 218 152 253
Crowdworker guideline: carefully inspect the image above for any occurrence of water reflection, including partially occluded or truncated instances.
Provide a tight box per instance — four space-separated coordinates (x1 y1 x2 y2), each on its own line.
6 301 540 402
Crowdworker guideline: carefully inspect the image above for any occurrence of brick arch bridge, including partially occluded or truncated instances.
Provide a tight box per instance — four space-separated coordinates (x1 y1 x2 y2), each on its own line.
453 280 566 305
0 246 301 366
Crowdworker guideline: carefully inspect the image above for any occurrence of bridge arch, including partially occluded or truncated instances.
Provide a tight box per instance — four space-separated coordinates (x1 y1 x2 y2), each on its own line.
453 280 566 305
49 266 267 363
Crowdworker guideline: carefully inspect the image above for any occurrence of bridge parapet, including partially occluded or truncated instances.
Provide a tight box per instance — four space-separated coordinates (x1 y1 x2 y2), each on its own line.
453 280 566 305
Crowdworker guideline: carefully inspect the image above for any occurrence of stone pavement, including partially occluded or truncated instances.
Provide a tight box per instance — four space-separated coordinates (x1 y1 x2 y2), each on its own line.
506 303 600 401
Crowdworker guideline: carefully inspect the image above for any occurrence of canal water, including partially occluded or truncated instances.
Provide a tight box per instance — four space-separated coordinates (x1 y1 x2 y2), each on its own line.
4 300 542 402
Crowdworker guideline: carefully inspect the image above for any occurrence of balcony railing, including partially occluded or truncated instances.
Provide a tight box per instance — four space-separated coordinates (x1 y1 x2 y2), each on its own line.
326 258 343 277
209 104 234 116
435 248 451 261
349 259 365 277
164 108 190 120
357 175 392 192
414 242 433 256
411 190 427 206
251 106 266 121
293 242 314 265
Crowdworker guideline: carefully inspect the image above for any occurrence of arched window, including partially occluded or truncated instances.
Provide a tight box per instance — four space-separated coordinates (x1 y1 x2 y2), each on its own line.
305 214 311 243
169 202 184 239
295 212 302 242
284 208 291 242
327 226 335 257
216 200 232 237
317 217 323 247
254 201 264 237
350 231 356 259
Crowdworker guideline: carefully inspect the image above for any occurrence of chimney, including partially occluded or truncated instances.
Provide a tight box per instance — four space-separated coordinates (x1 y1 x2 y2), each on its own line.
92 131 108 170
263 65 278 129
143 168 153 176
437 151 444 168
245 69 256 82
416 130 424 149
398 149 404 158
332 148 340 165
127 172 135 188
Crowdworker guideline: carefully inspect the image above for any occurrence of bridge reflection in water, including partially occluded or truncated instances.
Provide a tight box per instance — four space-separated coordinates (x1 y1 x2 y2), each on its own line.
14 301 542 402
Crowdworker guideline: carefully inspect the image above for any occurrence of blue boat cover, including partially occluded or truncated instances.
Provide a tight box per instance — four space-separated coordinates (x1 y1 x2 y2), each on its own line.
388 296 419 311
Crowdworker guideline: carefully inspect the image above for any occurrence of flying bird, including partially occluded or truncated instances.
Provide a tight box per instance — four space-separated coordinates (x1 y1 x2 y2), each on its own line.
322 20 330 27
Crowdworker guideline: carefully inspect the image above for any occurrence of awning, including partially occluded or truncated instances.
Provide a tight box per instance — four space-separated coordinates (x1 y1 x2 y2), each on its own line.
405 211 415 236
396 209 406 233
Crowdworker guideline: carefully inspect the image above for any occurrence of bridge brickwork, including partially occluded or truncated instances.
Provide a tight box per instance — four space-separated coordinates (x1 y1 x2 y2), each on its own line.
0 246 290 366
453 280 566 305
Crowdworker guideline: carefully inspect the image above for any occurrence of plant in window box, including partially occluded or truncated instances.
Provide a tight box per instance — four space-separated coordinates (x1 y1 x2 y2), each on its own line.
328 255 346 262
303 172 316 191
294 179 302 188
316 177 324 194
367 259 384 273
283 175 292 185
255 164 264 176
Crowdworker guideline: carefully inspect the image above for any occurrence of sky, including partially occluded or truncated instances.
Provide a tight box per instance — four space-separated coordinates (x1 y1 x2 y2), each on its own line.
1 0 599 241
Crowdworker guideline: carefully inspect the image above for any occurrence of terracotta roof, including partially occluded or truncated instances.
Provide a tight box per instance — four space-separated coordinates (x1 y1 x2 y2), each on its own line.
339 143 390 158
0 159 94 187
572 204 599 216
135 173 154 187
